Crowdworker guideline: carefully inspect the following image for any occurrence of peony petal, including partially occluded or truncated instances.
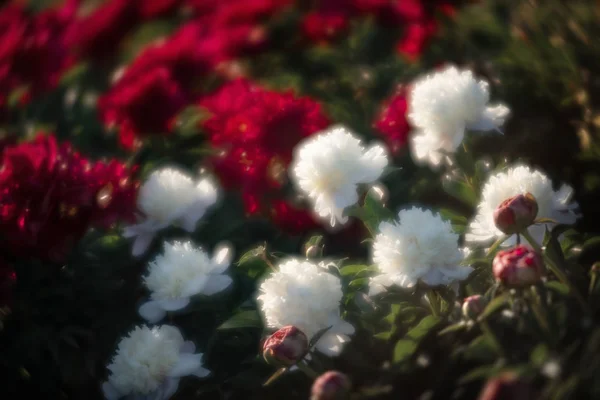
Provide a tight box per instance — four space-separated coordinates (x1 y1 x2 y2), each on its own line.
161 378 180 400
181 276 208 297
157 298 190 311
211 243 233 273
132 233 155 257
191 366 211 378
168 353 203 377
102 382 122 400
201 275 232 296
468 104 510 132
138 301 167 323
334 320 355 335
315 332 348 356
180 341 196 354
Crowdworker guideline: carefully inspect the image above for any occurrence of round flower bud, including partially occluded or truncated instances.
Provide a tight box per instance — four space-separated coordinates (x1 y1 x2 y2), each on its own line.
462 295 486 320
310 371 352 400
493 193 538 235
492 245 544 288
263 326 308 367
478 372 533 400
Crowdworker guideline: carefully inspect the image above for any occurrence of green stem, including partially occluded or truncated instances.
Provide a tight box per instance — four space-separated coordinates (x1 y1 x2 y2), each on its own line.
486 235 510 256
479 320 506 358
427 289 440 317
521 230 590 314
296 361 318 378
527 288 551 337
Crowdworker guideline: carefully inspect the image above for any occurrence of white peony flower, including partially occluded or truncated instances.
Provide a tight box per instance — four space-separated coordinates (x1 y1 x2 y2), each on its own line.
466 165 580 246
257 259 354 357
290 124 388 227
123 167 218 256
369 207 472 296
408 66 509 168
138 241 233 323
102 325 209 400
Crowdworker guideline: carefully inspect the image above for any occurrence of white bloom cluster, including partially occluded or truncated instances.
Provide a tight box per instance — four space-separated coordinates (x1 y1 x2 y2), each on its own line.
369 207 472 295
257 259 355 356
408 66 509 168
290 125 388 227
466 165 580 246
103 325 209 400
138 241 233 323
124 167 218 256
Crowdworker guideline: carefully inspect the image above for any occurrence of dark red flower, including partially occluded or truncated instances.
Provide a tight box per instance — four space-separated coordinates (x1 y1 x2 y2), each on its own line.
98 66 188 150
65 0 137 60
263 325 309 366
0 134 139 262
396 20 438 61
374 87 410 154
493 193 538 235
135 0 182 19
270 200 320 235
492 245 544 288
301 11 349 44
0 2 77 102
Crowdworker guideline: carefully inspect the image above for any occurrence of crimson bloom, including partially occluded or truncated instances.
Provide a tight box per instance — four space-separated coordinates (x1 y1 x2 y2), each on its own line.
0 134 139 262
373 87 411 155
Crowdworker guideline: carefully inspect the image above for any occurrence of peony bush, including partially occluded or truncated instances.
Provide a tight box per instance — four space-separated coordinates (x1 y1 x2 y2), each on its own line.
2 0 600 399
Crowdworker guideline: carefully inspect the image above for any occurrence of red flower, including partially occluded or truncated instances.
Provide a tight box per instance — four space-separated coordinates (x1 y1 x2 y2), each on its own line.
493 193 539 235
301 11 349 44
98 66 188 150
0 134 139 262
65 0 137 60
135 0 182 19
396 20 437 61
0 2 77 102
492 245 544 288
373 87 410 154
263 326 309 366
270 200 320 235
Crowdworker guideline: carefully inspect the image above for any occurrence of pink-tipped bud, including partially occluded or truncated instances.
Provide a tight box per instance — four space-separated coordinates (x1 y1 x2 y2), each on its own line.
263 326 308 367
478 372 533 400
311 371 352 400
493 193 538 235
462 295 486 320
492 245 544 287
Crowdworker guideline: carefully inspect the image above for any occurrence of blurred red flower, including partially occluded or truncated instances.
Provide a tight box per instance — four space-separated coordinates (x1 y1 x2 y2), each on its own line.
301 11 349 44
0 134 139 262
373 86 411 155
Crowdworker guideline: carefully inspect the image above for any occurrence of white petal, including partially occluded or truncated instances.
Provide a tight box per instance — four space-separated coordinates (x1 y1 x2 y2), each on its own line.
211 243 233 273
315 332 349 356
468 104 510 132
191 366 211 378
157 298 191 311
201 275 232 296
138 301 167 323
161 378 180 399
180 341 196 353
181 276 208 297
132 233 155 257
168 353 203 377
102 382 122 400
334 320 355 335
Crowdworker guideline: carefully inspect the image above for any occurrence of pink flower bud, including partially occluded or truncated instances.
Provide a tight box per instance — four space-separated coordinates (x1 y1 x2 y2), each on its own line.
478 372 533 400
311 371 351 400
263 326 308 367
493 193 538 234
462 295 486 320
492 245 544 287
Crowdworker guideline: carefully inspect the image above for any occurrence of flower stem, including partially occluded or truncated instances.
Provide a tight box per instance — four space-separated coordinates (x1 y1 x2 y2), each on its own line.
427 289 440 317
521 230 590 314
486 235 510 256
296 361 318 378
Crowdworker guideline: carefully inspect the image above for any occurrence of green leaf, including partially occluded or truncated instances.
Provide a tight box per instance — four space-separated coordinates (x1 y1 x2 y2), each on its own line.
339 264 375 277
393 339 417 363
530 343 549 366
545 281 569 295
348 278 370 289
442 178 478 208
462 335 497 363
218 310 263 330
374 331 393 340
406 315 441 341
237 245 267 266
477 293 509 321
346 190 394 236
438 322 467 336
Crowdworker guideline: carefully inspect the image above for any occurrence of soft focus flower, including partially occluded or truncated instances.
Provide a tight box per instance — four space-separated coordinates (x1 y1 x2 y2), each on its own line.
301 11 349 44
396 20 437 61
199 80 330 229
310 371 352 400
369 207 472 295
462 295 486 320
373 87 411 155
123 167 218 257
466 165 580 246
408 66 509 168
0 2 77 109
493 193 538 235
263 325 309 367
492 245 544 288
65 0 137 60
103 325 209 400
257 259 354 356
98 66 188 150
290 125 388 227
0 134 138 262
138 241 233 323
477 372 534 400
